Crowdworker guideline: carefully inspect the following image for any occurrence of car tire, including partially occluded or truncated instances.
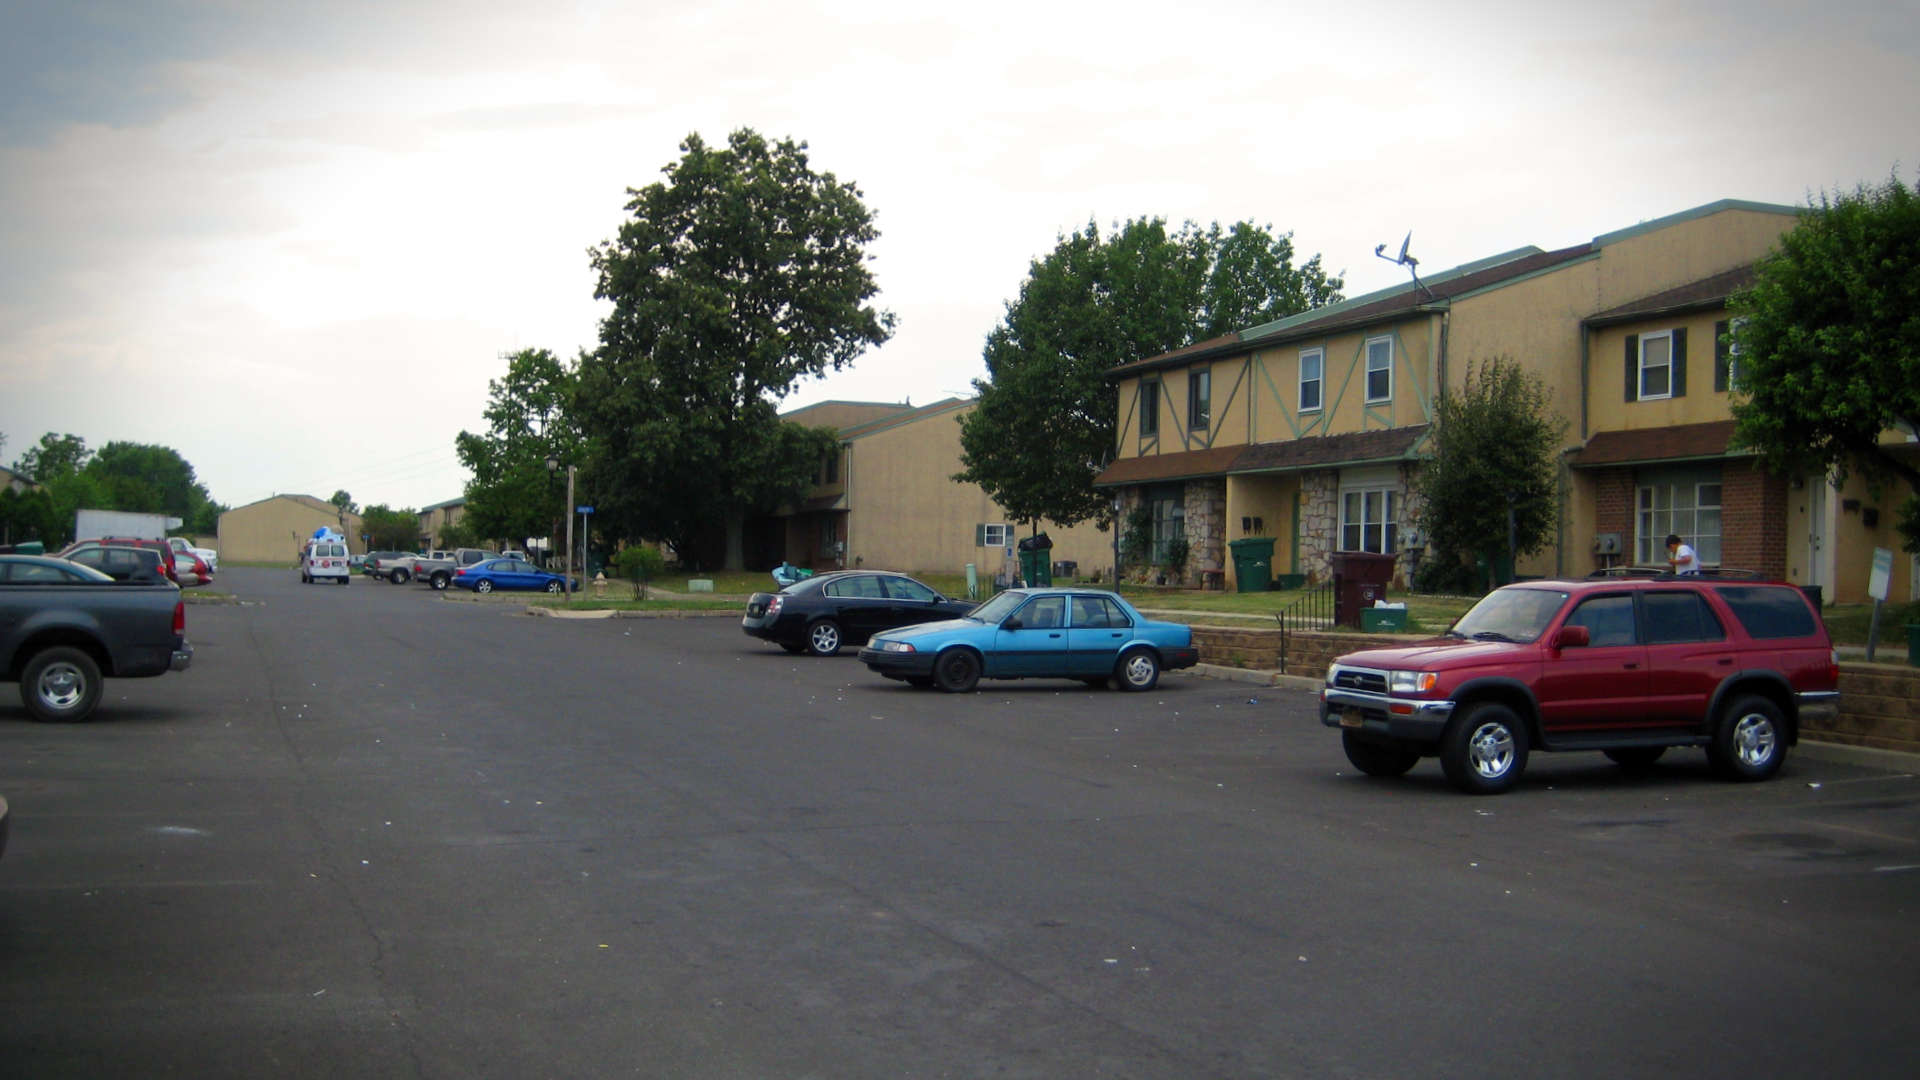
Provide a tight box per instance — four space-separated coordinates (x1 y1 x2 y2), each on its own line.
1440 702 1529 795
1603 746 1666 770
1115 648 1159 692
1707 694 1787 781
21 646 104 723
1342 731 1420 778
475 579 493 594
431 572 450 591
805 620 842 657
390 569 410 585
339 575 349 585
545 580 563 594
933 648 981 693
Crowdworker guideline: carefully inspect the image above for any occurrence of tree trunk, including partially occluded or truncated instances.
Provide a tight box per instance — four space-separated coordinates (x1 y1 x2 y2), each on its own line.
725 515 745 571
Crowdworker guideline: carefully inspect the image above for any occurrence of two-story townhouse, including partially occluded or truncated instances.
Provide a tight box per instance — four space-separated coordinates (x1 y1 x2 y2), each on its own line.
1575 266 1918 604
750 398 1113 583
1096 200 1803 591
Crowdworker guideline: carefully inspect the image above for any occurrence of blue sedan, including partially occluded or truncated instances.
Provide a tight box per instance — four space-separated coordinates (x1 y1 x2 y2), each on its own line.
451 557 579 595
857 588 1199 693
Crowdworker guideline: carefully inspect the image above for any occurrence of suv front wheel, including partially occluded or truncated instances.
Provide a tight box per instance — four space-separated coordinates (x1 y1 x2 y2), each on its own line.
1342 731 1420 778
1707 694 1786 781
1441 703 1529 795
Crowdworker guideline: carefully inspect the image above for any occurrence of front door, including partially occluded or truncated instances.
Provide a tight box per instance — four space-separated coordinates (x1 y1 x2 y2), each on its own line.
993 595 1069 676
1534 593 1647 734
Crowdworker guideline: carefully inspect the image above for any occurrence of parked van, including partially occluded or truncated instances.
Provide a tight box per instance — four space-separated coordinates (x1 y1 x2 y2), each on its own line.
302 535 352 585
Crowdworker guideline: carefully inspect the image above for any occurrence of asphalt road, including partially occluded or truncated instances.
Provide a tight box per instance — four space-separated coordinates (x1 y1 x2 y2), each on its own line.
1 568 1917 1079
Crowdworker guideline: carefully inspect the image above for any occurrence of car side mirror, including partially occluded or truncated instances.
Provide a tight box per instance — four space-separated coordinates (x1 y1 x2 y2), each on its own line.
1554 625 1590 649
1003 618 1024 631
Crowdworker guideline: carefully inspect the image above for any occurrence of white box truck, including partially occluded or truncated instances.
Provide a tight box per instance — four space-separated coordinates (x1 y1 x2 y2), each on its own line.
74 510 183 541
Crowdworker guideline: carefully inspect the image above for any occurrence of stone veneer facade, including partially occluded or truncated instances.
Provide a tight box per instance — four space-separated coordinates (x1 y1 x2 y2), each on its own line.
1184 478 1226 578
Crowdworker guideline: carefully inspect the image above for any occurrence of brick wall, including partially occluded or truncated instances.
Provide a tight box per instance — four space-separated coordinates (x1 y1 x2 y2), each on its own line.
1591 467 1636 569
1720 463 1788 578
1190 626 1422 676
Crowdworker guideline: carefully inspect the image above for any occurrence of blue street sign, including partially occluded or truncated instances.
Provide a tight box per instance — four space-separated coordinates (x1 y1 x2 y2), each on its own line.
576 506 594 514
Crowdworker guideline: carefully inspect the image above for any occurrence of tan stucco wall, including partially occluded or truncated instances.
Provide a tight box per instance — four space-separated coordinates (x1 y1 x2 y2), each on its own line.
1587 313 1739 432
1824 470 1918 605
1591 206 1796 311
786 401 916 433
219 497 363 563
841 402 1113 578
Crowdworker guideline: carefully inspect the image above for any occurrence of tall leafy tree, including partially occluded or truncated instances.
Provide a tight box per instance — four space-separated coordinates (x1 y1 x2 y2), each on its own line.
359 504 421 550
1728 175 1920 552
578 129 895 567
1414 358 1565 578
85 442 213 521
329 490 358 515
16 432 92 482
455 348 583 551
956 218 1342 530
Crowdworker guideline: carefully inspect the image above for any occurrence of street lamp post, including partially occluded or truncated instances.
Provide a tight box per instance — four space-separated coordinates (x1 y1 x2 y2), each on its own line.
548 455 575 605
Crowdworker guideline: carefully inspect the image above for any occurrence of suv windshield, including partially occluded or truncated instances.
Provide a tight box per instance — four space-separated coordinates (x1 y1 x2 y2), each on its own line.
1447 587 1570 643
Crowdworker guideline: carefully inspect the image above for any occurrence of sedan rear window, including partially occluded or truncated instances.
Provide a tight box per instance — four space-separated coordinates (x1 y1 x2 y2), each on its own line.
1716 586 1819 640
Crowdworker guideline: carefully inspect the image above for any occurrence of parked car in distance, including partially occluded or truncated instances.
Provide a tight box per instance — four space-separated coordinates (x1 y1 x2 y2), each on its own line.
172 549 215 587
58 542 174 585
1320 577 1840 795
0 553 193 722
451 557 578 595
743 570 978 657
58 537 179 585
167 537 219 573
411 548 494 591
858 588 1199 692
365 551 419 583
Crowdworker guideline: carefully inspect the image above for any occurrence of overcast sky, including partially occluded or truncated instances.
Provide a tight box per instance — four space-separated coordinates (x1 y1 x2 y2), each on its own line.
2 0 1914 513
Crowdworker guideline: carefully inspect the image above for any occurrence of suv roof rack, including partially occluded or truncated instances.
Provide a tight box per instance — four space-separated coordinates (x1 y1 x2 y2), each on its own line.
1585 566 1762 580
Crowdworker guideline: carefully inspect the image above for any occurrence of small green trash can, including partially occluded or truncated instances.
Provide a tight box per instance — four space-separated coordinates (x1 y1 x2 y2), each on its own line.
1907 624 1920 667
1016 534 1054 587
1228 537 1275 593
1362 608 1409 633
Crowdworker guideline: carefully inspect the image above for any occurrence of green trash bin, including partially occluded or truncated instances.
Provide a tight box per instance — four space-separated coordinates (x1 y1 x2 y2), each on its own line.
1907 624 1920 667
1228 537 1275 593
1017 533 1053 587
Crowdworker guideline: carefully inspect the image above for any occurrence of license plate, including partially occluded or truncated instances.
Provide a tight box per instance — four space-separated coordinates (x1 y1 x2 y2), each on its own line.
1339 709 1364 729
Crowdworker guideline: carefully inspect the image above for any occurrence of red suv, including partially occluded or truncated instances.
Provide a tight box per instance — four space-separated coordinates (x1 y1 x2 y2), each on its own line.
1320 577 1839 794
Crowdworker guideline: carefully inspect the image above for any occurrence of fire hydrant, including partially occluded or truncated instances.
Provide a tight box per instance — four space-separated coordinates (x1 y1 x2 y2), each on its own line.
592 571 608 599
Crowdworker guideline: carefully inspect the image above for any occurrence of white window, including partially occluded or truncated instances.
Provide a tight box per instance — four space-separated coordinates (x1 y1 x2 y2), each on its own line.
1636 479 1721 565
1299 348 1323 412
980 523 1010 548
1364 337 1393 403
1639 330 1673 400
1339 488 1398 554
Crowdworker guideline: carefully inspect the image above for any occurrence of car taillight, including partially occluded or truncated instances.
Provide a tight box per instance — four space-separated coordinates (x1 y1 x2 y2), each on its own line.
767 595 783 615
456 567 467 576
173 600 185 636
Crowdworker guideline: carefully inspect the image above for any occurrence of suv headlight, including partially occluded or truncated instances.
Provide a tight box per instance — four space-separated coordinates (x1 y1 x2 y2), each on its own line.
1389 670 1439 694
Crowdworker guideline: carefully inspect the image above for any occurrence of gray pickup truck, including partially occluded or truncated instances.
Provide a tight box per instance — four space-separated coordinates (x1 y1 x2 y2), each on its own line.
409 548 494 591
1 554 193 722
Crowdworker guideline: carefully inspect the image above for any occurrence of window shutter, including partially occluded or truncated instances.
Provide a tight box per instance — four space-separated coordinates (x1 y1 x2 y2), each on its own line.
1671 327 1687 398
1624 335 1639 402
974 523 985 547
1713 320 1730 392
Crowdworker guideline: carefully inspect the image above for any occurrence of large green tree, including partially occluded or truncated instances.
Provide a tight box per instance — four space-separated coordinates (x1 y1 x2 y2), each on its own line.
16 432 92 482
956 218 1342 530
1728 175 1920 552
1414 358 1565 583
577 129 895 567
455 347 583 551
359 504 422 551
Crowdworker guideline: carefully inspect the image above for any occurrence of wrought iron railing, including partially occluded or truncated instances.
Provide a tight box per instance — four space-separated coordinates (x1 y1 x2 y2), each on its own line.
1275 581 1335 675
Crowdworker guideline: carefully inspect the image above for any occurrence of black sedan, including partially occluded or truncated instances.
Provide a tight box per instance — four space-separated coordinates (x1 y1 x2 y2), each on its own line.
741 570 977 657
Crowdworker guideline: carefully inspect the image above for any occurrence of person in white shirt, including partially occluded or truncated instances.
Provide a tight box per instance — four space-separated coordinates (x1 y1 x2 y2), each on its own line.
1665 533 1700 575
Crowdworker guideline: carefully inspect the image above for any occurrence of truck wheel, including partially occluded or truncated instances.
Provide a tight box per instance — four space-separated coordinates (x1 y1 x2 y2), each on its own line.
22 646 104 723
1114 647 1159 692
390 569 410 584
1440 703 1528 794
1707 695 1786 781
1342 731 1420 777
933 648 981 693
431 572 450 591
1604 747 1665 770
805 619 842 657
